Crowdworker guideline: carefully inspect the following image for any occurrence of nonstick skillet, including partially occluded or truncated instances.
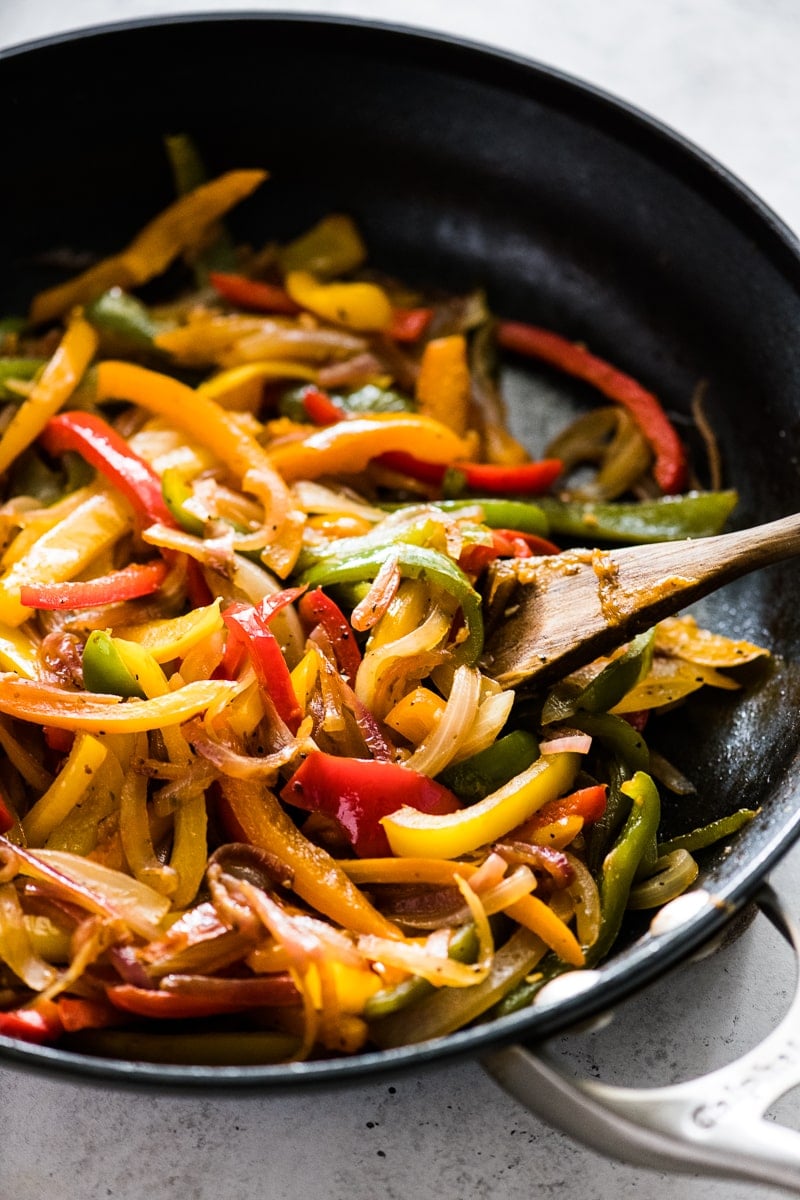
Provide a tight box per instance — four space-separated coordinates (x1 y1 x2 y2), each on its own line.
2 14 800 1191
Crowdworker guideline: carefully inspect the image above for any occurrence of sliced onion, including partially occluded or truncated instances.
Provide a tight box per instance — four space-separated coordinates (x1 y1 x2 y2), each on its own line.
404 665 482 777
539 734 593 755
351 552 401 632
450 688 515 763
563 852 601 946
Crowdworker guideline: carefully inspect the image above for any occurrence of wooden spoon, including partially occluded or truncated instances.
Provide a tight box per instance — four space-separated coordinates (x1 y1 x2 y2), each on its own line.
482 512 800 689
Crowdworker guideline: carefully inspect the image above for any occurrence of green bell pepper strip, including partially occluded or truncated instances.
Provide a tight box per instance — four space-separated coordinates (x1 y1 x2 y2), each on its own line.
298 542 484 665
535 491 738 544
568 712 650 773
588 770 661 964
437 730 540 804
0 357 45 400
657 808 757 857
542 629 655 725
85 289 164 349
161 467 206 536
65 1028 301 1065
82 630 146 699
364 924 479 1021
380 498 549 536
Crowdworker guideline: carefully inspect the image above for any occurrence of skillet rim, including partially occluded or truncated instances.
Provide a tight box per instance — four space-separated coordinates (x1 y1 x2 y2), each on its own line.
1 10 800 1090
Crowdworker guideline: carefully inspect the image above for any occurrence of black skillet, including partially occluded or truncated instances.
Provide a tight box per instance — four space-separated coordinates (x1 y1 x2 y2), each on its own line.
2 14 800 1188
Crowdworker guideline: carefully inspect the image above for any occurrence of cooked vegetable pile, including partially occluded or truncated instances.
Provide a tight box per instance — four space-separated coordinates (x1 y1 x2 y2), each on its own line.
0 139 767 1064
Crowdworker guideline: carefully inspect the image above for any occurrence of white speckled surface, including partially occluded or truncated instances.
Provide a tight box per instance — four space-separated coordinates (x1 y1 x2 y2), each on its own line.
2 3 800 1196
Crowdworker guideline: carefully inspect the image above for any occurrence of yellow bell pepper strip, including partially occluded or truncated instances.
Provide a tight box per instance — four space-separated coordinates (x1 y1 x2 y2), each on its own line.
197 361 317 411
0 316 97 476
415 335 471 436
0 623 40 679
218 775 401 940
20 560 169 611
278 213 367 278
339 857 479 886
285 270 393 332
22 733 108 847
281 752 462 858
381 751 580 859
115 598 224 664
0 488 132 627
0 674 238 733
40 411 175 526
29 169 268 326
96 361 288 490
266 412 473 483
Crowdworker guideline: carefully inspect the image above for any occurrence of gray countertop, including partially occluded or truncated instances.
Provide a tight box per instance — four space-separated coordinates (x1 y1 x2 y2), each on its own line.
2 2 800 1197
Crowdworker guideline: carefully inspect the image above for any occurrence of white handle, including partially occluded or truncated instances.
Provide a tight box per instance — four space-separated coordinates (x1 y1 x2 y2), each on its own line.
483 885 800 1194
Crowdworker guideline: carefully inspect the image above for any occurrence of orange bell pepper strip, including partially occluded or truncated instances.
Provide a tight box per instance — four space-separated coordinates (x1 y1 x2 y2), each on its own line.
265 412 473 482
415 334 471 436
0 315 97 475
30 169 268 326
219 776 402 940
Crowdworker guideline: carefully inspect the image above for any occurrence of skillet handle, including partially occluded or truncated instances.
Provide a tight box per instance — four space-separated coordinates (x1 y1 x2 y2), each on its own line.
482 884 800 1196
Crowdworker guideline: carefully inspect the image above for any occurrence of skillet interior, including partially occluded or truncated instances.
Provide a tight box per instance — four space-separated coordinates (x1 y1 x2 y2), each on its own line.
2 13 800 1088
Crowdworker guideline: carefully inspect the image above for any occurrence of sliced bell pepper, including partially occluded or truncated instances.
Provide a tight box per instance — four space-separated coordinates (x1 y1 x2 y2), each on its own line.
20 560 169 610
496 320 688 493
282 750 462 858
0 793 15 835
209 271 301 315
106 976 300 1019
378 451 563 495
219 775 400 939
514 783 608 836
278 213 367 278
388 306 433 343
285 270 393 332
266 413 473 483
29 169 268 326
298 587 362 683
534 491 738 544
437 729 540 804
41 411 174 526
85 289 164 348
301 387 346 426
588 770 661 963
82 630 147 699
96 361 291 490
0 1005 63 1045
381 751 580 859
222 588 306 732
299 542 484 666
0 673 237 733
0 316 98 476
415 335 471 435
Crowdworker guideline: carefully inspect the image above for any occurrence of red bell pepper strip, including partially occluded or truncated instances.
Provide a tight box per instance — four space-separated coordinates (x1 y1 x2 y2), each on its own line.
388 306 433 342
378 450 563 495
106 976 300 1019
40 411 175 525
223 587 306 732
209 271 301 315
301 387 346 426
298 587 362 683
43 725 75 754
496 321 688 494
56 996 122 1033
20 559 169 610
515 784 608 837
282 750 462 858
459 528 562 574
0 1004 63 1045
